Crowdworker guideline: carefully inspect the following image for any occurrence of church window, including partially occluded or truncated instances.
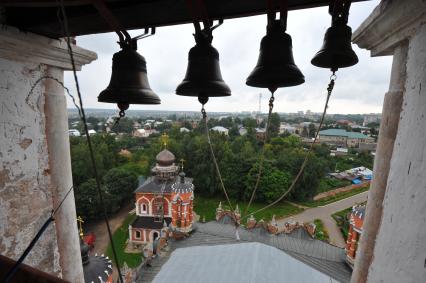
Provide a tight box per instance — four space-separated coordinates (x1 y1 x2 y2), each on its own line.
135 230 141 239
140 203 148 214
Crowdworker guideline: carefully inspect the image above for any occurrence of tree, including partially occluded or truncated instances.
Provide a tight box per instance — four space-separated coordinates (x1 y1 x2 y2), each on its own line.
308 123 316 138
245 162 291 203
302 126 309 137
103 168 138 210
268 113 281 138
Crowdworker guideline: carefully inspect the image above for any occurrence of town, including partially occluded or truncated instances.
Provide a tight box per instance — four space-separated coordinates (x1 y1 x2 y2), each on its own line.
69 109 377 282
1 0 424 283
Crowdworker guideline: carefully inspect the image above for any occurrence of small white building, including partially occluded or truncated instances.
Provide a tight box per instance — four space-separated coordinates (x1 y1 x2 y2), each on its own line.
134 129 150 138
211 126 229 135
68 129 81 137
180 127 190 133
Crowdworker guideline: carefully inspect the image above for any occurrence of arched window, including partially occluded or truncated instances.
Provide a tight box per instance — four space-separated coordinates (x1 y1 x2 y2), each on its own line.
152 231 159 241
140 203 148 214
135 230 141 239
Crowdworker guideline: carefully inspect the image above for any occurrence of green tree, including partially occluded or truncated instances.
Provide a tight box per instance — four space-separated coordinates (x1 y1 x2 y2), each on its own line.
269 113 281 138
104 168 138 210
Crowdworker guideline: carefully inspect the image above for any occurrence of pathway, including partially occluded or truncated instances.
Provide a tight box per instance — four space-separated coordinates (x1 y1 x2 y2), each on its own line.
277 191 368 247
85 202 133 255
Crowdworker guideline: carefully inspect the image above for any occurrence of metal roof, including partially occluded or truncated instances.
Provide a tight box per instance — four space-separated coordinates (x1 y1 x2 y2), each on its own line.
319 129 370 139
152 242 341 283
136 221 352 282
1 0 368 38
131 216 172 229
134 176 193 194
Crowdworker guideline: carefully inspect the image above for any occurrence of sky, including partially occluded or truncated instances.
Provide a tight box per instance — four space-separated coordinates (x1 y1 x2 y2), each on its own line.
64 0 391 114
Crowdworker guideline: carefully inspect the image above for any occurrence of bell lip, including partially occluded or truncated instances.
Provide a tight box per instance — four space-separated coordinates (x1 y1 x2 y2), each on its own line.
175 81 232 97
97 88 161 105
246 66 305 88
311 51 359 69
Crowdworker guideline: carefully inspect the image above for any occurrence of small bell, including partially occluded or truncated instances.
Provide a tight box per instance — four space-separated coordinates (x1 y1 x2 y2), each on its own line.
176 30 231 105
246 20 304 92
311 1 358 71
98 46 161 108
311 24 358 71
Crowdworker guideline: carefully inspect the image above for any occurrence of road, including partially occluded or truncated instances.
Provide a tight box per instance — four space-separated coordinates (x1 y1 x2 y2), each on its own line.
278 191 368 247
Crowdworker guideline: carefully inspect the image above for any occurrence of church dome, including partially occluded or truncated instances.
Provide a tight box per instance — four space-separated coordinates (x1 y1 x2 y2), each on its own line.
156 149 175 166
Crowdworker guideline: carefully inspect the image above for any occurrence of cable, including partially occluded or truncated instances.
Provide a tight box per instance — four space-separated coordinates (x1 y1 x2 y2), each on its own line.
241 74 336 220
26 75 82 119
57 2 124 282
201 106 240 227
1 186 74 283
244 92 275 217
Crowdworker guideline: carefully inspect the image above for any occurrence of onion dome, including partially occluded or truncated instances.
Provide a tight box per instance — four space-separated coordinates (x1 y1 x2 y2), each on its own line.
80 240 113 283
156 149 175 166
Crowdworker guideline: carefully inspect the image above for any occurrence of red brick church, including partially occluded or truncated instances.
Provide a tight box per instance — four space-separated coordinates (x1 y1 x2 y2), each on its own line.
128 145 194 245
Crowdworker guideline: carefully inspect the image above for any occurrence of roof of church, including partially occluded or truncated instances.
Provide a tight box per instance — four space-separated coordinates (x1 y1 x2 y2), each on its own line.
135 176 193 194
136 221 352 283
156 149 175 166
131 217 172 230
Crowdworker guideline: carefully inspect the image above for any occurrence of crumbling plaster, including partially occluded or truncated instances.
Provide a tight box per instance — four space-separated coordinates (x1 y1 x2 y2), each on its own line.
0 25 97 282
0 57 60 273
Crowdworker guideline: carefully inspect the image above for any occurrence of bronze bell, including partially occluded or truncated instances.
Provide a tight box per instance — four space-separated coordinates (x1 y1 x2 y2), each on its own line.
176 31 231 105
311 23 358 71
98 47 160 106
246 20 305 92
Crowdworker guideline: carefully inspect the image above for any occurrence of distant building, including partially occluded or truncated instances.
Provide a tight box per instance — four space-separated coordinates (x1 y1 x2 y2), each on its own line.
88 129 96 136
180 127 190 133
318 129 374 147
279 123 296 134
129 148 194 246
255 128 266 140
68 129 80 137
346 205 365 268
211 126 229 135
133 128 150 138
238 126 247 136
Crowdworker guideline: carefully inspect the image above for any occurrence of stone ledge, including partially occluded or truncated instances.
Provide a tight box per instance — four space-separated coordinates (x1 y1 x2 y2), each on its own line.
0 25 97 69
352 0 426 56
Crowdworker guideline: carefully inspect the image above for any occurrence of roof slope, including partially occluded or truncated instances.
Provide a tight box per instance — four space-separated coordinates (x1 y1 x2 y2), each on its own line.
152 242 340 283
136 222 352 283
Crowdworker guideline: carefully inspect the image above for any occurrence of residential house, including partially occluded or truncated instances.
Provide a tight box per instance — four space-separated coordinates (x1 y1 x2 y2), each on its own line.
318 129 374 148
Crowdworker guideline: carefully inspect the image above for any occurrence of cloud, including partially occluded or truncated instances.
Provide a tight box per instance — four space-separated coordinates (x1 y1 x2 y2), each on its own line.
64 0 391 114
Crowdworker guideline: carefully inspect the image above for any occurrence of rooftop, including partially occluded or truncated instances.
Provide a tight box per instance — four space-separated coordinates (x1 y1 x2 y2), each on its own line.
319 129 370 139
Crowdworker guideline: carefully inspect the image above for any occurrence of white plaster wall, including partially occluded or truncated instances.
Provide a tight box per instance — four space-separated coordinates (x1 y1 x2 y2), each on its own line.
367 24 426 283
0 57 60 273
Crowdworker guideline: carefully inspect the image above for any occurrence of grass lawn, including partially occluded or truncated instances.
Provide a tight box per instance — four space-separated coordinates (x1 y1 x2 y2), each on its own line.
331 207 352 241
317 178 352 193
105 213 142 268
297 185 369 208
194 196 303 222
313 219 329 242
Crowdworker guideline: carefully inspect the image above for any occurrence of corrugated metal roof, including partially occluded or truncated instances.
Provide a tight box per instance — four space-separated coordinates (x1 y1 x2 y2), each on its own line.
152 242 341 283
136 222 352 283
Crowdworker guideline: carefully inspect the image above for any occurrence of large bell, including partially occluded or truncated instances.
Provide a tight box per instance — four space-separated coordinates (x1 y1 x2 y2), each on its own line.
311 24 358 71
98 47 160 105
246 20 305 91
176 32 231 105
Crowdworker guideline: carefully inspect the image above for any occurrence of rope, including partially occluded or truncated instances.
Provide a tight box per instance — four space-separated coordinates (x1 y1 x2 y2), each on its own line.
1 186 74 283
241 74 336 220
244 92 275 217
57 1 124 281
26 75 82 119
202 106 234 213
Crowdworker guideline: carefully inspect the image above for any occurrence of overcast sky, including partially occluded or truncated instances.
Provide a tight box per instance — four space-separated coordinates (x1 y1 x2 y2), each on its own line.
64 0 391 114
